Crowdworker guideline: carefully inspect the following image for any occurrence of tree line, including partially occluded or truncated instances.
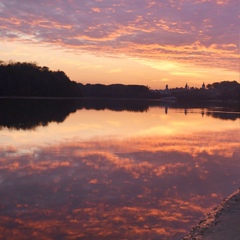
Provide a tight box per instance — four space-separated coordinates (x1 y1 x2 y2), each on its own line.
0 60 239 101
171 81 240 101
0 61 81 97
78 83 150 98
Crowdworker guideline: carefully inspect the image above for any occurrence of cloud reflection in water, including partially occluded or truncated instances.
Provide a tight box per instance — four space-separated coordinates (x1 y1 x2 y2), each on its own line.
0 130 239 239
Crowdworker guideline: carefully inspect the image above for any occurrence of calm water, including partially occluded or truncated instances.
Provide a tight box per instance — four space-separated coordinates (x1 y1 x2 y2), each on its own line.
0 98 239 240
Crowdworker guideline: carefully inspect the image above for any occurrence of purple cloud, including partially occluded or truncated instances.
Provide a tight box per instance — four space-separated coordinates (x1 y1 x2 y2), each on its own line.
0 0 238 70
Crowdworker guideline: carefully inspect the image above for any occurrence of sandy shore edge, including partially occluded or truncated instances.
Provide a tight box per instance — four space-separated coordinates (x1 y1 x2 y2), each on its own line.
182 188 240 240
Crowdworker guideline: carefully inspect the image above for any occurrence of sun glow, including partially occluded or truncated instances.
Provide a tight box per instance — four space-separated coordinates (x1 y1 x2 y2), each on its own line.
0 0 238 88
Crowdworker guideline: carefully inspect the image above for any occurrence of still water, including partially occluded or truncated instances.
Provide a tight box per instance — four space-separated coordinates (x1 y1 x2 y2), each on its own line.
0 98 239 239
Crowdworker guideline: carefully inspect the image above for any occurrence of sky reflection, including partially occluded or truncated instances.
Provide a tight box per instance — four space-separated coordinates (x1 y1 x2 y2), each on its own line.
0 127 239 239
1 106 239 148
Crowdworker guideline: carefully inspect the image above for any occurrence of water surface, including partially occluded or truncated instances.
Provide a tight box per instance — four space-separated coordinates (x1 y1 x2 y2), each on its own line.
0 99 239 239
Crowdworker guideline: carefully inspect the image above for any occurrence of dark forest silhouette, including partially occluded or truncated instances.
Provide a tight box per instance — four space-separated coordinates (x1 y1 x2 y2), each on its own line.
169 81 240 101
0 61 81 97
78 83 150 98
0 60 239 101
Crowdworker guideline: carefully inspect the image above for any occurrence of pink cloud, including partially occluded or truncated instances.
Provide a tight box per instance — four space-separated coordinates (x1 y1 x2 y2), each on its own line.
0 0 238 71
0 129 239 238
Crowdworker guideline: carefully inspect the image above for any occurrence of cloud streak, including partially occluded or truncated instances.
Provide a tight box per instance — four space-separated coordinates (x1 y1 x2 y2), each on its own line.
0 129 239 239
0 0 238 71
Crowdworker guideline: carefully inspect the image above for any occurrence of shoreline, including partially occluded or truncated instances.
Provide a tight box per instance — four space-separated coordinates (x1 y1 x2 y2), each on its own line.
0 96 240 101
183 188 240 240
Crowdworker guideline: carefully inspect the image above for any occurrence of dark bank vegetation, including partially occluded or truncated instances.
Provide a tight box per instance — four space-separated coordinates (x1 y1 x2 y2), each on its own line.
0 61 81 97
0 60 239 101
78 83 151 98
80 80 240 101
0 60 151 98
166 81 240 101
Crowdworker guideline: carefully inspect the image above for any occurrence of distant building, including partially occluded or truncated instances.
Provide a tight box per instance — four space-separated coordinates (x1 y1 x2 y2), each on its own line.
185 83 189 90
165 84 169 91
202 82 206 89
165 106 168 114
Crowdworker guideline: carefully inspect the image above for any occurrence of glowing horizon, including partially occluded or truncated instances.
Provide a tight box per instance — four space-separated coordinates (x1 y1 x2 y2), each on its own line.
0 0 239 89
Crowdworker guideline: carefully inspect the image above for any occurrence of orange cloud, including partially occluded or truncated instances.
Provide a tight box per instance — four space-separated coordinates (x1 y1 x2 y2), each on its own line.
0 127 239 239
0 0 238 73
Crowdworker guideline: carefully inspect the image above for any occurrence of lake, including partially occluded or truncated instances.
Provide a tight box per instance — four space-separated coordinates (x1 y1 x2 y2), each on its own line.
0 98 239 240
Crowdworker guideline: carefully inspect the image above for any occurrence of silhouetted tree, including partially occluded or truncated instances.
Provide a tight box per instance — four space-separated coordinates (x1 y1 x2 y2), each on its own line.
78 83 150 98
0 61 82 97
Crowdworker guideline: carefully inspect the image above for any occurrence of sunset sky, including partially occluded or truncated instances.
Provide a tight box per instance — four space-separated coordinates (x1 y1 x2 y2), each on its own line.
0 0 239 89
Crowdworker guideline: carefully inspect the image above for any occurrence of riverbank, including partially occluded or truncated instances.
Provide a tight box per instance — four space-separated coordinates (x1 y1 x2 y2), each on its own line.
183 188 240 240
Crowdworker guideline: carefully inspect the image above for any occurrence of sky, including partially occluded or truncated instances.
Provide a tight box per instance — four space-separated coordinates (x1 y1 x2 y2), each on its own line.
0 0 239 89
